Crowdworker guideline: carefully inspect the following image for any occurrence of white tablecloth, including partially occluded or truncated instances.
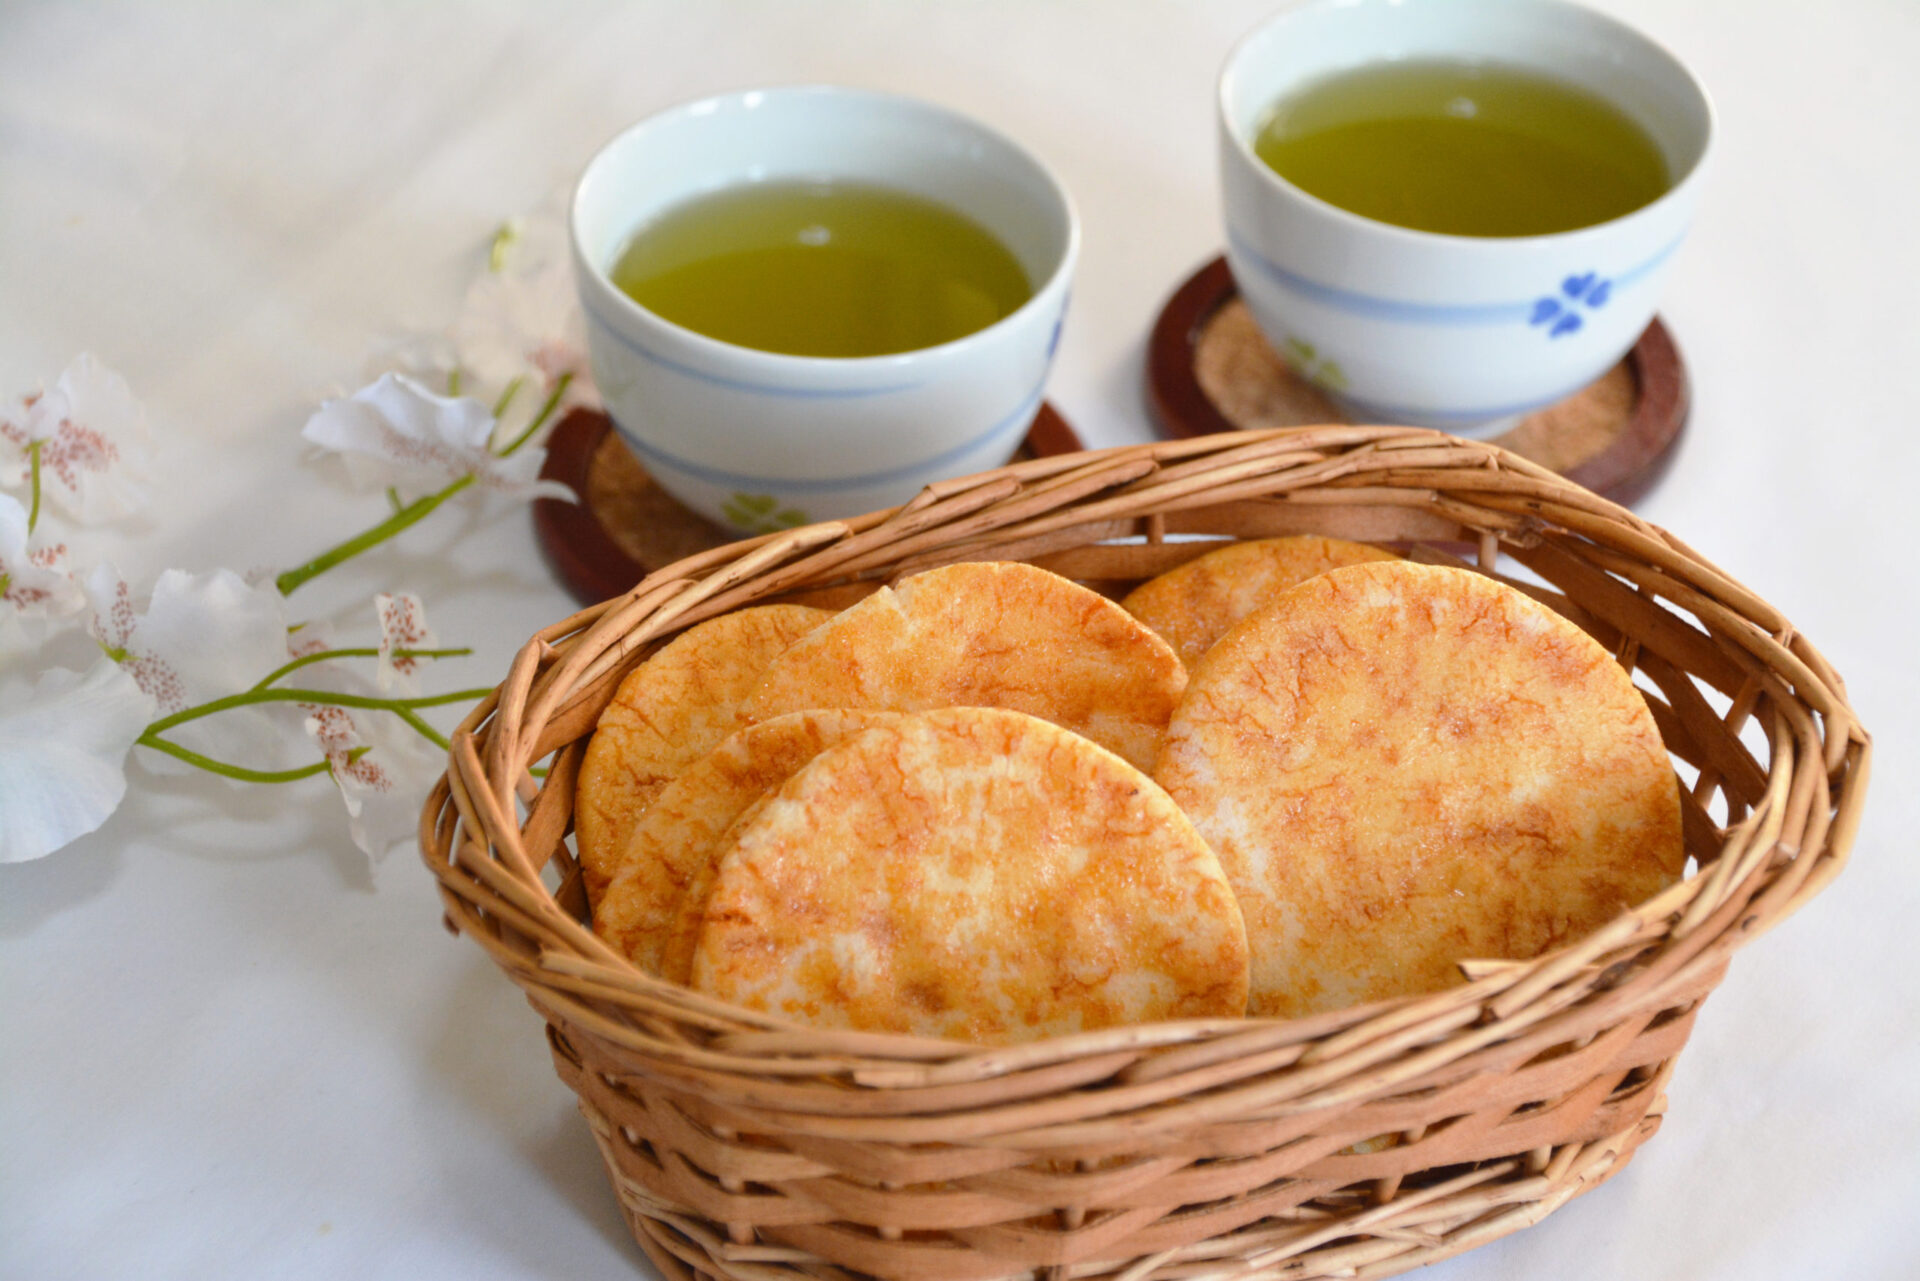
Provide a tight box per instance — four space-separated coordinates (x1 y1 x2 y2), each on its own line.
5 2 1916 1277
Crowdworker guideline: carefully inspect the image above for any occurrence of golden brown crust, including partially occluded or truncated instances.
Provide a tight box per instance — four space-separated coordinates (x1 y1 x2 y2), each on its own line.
574 604 829 905
743 562 1186 771
1121 536 1399 669
690 708 1249 1042
1154 560 1684 1019
594 709 902 981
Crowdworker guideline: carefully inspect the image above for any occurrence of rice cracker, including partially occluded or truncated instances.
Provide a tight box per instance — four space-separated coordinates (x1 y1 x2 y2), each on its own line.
1155 560 1683 1019
691 708 1250 1042
574 604 828 904
744 561 1185 771
595 708 902 981
1122 536 1399 668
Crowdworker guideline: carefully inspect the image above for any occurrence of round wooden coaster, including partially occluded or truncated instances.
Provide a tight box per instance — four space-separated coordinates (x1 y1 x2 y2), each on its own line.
1146 256 1689 507
533 405 1087 604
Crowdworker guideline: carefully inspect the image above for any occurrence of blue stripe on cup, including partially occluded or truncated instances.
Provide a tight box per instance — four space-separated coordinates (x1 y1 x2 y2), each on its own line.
1223 229 1684 326
613 380 1047 495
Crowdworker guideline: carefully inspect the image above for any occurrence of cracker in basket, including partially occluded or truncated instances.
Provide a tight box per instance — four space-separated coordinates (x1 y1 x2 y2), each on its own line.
1154 560 1684 1019
689 707 1250 1042
594 708 903 981
574 603 830 904
1121 535 1400 668
743 561 1185 771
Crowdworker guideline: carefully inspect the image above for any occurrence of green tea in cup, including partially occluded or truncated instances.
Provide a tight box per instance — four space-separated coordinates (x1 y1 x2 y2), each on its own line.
1252 59 1670 237
609 180 1033 358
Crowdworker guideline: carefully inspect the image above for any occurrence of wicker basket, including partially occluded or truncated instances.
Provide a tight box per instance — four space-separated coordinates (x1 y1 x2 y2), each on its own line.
421 427 1868 1281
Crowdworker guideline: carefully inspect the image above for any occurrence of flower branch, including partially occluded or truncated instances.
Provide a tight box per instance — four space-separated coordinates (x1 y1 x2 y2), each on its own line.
2 200 604 866
142 683 496 739
136 734 369 785
276 372 571 597
274 476 477 597
248 645 472 693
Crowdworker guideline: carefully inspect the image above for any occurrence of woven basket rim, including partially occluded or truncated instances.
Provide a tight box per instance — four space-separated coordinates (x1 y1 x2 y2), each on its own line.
418 425 1870 1279
428 430 1866 1060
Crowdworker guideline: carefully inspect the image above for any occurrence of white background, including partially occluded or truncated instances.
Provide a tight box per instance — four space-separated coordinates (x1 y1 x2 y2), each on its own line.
3 2 1916 1277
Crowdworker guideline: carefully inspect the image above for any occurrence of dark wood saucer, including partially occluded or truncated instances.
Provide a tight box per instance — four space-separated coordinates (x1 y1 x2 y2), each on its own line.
1146 256 1689 507
533 404 1086 604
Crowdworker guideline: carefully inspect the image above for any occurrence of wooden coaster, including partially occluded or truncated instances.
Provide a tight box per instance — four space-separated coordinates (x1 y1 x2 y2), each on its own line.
533 405 1087 604
1147 257 1689 507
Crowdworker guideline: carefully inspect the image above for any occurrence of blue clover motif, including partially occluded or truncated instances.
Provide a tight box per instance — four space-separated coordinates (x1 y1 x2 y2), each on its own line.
1530 271 1612 340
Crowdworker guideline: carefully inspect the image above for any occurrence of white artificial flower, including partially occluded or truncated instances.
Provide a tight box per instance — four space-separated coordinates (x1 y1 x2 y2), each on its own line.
0 493 85 620
452 262 599 412
0 605 31 662
304 702 443 863
0 354 151 522
87 565 306 774
301 373 572 503
0 656 156 863
374 591 435 694
284 618 337 661
87 565 289 714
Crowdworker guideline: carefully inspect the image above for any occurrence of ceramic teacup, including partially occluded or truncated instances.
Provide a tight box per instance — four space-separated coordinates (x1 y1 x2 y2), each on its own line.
1219 0 1712 433
570 86 1078 532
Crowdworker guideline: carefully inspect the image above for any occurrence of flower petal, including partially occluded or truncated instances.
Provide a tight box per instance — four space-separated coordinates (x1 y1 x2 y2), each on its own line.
1 493 86 619
304 703 443 863
94 566 290 712
83 565 309 777
453 263 599 409
301 373 496 498
0 658 155 862
0 355 152 522
300 372 566 502
374 591 436 693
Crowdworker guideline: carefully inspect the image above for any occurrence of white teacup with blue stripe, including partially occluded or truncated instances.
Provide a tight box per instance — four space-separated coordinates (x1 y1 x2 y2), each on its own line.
571 86 1078 533
1219 0 1712 434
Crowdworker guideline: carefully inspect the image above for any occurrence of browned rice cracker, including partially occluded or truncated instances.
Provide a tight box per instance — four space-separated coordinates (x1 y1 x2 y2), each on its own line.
573 604 829 905
1121 535 1399 668
743 561 1185 771
690 707 1250 1042
594 708 903 982
1154 559 1684 1019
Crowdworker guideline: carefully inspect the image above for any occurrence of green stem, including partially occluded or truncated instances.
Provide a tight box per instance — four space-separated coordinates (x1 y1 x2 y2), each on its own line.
137 732 367 783
491 376 524 421
393 706 452 751
498 373 571 458
143 685 494 738
273 475 474 596
26 439 42 534
248 645 472 693
271 363 570 598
